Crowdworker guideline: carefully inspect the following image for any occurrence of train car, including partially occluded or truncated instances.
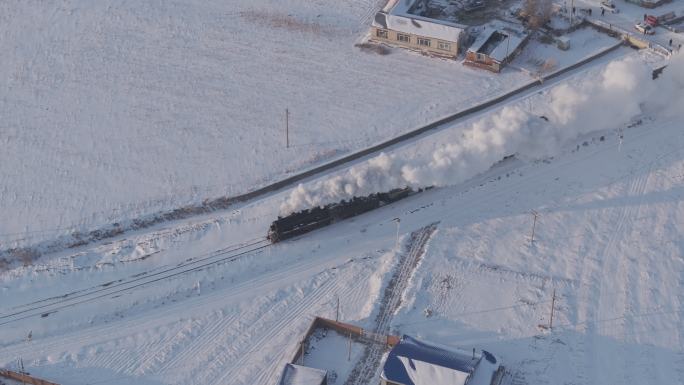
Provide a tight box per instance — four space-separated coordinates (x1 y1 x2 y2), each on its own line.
267 206 332 243
268 187 414 243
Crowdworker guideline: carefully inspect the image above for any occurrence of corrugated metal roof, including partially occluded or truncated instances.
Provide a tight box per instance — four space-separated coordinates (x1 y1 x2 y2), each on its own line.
490 34 525 61
467 22 528 63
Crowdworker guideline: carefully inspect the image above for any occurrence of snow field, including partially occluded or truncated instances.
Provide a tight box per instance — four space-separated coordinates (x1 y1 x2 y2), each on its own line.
1 107 683 384
0 36 682 385
0 0 532 251
392 113 684 384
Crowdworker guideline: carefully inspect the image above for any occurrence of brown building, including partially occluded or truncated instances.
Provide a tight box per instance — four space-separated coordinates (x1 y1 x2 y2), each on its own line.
464 24 529 73
371 9 466 58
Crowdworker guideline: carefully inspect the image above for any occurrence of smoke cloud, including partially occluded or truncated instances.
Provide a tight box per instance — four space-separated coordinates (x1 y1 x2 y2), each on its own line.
281 54 682 214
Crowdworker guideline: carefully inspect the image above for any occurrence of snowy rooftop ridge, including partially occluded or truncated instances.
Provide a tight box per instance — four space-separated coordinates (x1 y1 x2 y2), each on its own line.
372 0 466 42
381 335 498 385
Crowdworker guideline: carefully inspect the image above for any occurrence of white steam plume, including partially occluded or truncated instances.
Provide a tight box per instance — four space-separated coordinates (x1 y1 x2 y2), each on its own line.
281 54 682 214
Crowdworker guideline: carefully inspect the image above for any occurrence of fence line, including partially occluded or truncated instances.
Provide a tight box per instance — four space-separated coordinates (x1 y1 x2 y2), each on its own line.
0 369 60 385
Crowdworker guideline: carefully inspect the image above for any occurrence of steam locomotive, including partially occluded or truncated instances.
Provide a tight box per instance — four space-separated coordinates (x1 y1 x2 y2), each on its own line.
267 187 414 243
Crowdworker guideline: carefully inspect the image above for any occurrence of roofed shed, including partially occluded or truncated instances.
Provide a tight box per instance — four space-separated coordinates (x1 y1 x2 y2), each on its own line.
465 23 529 72
380 335 504 385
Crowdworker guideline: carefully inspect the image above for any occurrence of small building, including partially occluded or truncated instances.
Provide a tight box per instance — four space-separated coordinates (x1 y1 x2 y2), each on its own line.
278 363 327 385
371 0 466 58
465 23 529 72
380 335 504 385
556 36 571 50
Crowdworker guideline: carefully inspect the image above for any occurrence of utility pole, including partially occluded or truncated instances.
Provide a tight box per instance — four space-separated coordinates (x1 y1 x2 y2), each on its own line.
505 32 511 64
285 108 290 149
392 218 401 250
618 129 624 152
348 332 352 361
571 0 575 24
300 340 305 365
530 210 539 244
549 288 556 329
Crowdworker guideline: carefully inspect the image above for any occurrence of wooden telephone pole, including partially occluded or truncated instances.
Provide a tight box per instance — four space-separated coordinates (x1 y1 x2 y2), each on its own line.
549 288 556 329
285 108 290 149
336 295 340 322
530 210 539 244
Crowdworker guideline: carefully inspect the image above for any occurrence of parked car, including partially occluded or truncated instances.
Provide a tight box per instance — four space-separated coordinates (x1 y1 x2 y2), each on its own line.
600 0 619 13
635 22 655 34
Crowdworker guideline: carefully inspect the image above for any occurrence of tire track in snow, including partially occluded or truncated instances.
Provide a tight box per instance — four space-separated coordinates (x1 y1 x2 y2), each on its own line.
618 166 652 383
0 246 351 373
148 312 240 375
572 153 651 384
358 0 385 31
206 277 338 385
256 258 368 385
254 274 356 385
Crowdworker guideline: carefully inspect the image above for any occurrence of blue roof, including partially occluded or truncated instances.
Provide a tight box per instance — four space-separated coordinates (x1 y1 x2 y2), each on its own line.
381 335 482 385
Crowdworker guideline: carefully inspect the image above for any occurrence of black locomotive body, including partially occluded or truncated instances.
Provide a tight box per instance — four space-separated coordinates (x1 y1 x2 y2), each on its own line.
267 187 413 243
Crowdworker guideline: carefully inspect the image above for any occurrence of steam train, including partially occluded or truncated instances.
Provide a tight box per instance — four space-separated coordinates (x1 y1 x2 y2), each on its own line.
267 187 414 243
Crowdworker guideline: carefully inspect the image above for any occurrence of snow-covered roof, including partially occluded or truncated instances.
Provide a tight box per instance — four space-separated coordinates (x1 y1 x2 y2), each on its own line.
278 364 327 385
372 0 466 43
489 34 525 61
380 335 494 385
467 22 528 62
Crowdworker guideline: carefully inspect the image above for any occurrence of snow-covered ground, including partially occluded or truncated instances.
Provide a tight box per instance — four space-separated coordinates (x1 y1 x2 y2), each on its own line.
0 0 536 251
1 49 683 385
513 27 621 74
571 0 684 49
3 0 684 384
303 328 367 383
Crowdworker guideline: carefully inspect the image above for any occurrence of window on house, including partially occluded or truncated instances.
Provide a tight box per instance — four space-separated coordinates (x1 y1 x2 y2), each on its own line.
397 33 410 43
477 53 486 61
438 41 451 51
376 29 388 39
417 38 431 47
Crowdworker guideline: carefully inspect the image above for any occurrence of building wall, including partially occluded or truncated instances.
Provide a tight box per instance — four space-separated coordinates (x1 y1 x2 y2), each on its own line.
371 26 459 57
464 33 530 73
464 51 501 72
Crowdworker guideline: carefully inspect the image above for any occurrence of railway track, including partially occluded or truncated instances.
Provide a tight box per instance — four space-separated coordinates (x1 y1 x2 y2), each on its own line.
0 238 270 327
345 223 438 385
